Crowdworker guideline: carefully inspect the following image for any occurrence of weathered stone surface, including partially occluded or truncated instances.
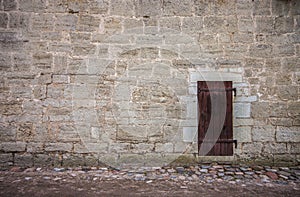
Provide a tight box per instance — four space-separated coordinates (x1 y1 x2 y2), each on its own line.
33 154 54 166
276 127 300 142
3 0 17 11
27 143 44 153
0 142 26 152
253 0 271 16
55 14 77 31
277 86 298 101
45 143 73 152
62 153 85 167
0 0 298 168
159 17 181 32
242 142 263 156
234 126 252 143
204 16 226 33
252 126 275 142
163 0 193 16
19 0 47 12
74 143 108 154
0 124 16 141
0 153 13 166
251 102 270 118
234 103 251 118
110 0 135 17
263 143 288 154
14 153 33 167
136 0 162 17
0 13 8 28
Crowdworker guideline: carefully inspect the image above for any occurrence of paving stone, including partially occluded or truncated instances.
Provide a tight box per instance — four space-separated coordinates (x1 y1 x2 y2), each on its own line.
265 172 278 180
278 171 291 177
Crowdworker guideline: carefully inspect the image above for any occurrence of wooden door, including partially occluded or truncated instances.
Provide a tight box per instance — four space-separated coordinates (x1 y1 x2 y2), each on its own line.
198 81 234 156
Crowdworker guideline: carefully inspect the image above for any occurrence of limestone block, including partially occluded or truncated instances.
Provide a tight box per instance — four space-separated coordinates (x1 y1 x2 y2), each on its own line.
234 126 252 143
155 143 173 153
45 143 73 152
62 153 85 167
194 0 210 16
276 126 300 142
32 52 53 67
233 33 254 43
165 35 195 45
136 0 162 16
131 143 154 153
117 125 148 142
290 143 300 154
77 15 101 32
55 14 77 31
282 57 299 72
290 0 300 15
253 0 271 16
210 0 237 16
162 0 193 16
273 44 295 57
104 17 122 35
274 16 294 34
277 86 298 101
89 0 109 14
137 48 157 60
182 17 203 34
242 142 263 155
269 118 293 127
249 44 273 58
19 0 47 12
204 16 226 33
0 142 26 152
269 102 287 117
3 0 17 11
263 143 288 154
0 124 16 141
136 35 163 45
234 103 251 118
31 13 54 31
74 143 108 154
117 154 146 167
110 0 135 16
271 0 290 16
183 127 197 142
0 13 7 28
190 71 243 82
174 141 190 153
27 143 44 153
33 154 54 167
0 153 13 166
252 126 275 142
17 123 34 141
123 18 143 32
52 75 69 84
0 102 22 117
109 143 130 153
14 153 33 167
274 154 296 166
236 0 253 16
234 96 257 103
159 17 181 32
251 102 270 118
73 43 97 56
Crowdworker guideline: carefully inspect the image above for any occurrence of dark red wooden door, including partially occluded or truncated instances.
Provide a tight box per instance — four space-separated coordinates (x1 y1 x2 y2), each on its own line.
198 81 234 156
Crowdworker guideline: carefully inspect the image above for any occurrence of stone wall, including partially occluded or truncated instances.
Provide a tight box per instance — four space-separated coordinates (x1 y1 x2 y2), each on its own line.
0 0 299 168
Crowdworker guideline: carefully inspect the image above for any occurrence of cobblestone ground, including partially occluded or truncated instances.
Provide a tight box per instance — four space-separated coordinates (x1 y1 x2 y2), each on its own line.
1 164 300 196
